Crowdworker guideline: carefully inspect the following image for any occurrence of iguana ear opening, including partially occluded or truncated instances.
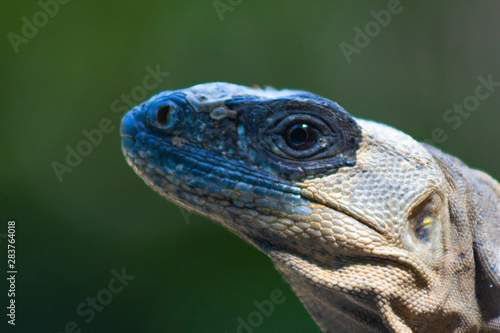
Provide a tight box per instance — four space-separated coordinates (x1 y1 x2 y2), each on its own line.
423 144 500 288
423 144 500 326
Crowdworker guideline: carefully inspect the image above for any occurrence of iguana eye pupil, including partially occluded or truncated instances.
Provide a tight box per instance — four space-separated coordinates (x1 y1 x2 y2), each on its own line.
285 123 316 150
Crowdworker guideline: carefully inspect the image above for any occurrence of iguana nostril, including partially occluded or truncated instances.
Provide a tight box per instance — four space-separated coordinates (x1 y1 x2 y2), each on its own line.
156 105 172 127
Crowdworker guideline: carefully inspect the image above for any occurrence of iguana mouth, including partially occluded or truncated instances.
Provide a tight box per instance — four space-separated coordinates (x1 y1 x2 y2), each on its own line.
299 187 389 236
123 126 430 281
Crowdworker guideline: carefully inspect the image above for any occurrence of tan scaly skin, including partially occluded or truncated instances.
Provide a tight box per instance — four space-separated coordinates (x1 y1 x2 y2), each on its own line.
120 83 500 332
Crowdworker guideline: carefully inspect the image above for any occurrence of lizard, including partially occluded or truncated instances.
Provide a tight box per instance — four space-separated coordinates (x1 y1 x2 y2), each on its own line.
120 82 500 332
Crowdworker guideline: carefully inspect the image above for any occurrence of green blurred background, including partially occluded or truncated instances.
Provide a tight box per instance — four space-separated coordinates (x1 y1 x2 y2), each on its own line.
1 0 499 332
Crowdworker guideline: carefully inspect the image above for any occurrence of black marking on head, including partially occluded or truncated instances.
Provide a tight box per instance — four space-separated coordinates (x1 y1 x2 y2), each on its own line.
225 94 362 180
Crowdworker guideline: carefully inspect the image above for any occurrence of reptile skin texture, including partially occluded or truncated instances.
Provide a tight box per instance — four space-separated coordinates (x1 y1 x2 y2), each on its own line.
120 82 500 332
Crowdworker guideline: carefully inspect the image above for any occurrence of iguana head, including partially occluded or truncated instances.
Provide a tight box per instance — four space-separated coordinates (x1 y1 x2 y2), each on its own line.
121 82 500 332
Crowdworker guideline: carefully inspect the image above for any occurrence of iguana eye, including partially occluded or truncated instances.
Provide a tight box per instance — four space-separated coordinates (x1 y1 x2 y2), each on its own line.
284 123 317 150
268 114 334 159
234 97 362 179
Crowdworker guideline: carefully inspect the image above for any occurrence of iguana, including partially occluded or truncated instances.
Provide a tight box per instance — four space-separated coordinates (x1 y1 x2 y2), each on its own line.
120 82 500 332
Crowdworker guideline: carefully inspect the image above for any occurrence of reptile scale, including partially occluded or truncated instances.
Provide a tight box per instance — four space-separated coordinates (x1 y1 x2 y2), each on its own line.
120 82 500 332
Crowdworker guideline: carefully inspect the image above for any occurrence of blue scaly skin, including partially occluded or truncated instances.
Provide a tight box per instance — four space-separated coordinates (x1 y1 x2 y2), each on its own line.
121 82 500 332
